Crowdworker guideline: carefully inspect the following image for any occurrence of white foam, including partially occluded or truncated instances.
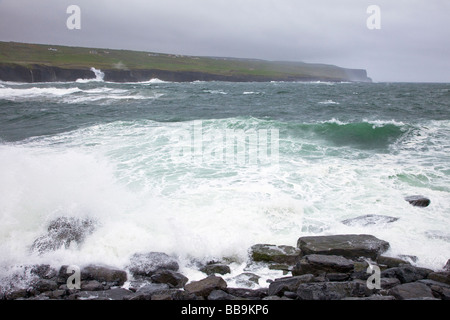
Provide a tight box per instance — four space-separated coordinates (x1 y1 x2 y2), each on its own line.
76 67 105 83
0 87 82 100
0 117 448 286
318 99 340 105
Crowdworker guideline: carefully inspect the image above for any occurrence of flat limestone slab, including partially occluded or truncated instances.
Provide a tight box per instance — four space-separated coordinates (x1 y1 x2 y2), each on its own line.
297 234 390 260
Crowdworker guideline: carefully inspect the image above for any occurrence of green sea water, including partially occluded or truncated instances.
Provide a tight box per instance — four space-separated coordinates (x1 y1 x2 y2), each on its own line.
0 77 449 285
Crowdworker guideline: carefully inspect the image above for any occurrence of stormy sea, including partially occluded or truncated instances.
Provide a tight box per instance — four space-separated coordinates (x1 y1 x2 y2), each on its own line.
0 70 449 289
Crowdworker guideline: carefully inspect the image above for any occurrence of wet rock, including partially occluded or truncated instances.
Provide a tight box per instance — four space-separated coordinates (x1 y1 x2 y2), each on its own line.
81 265 127 286
296 280 371 300
444 259 450 271
31 279 58 293
418 279 450 300
398 255 419 264
388 282 435 300
380 277 401 290
263 295 292 300
377 256 411 268
405 195 431 207
427 271 450 285
326 273 350 282
184 275 227 298
4 288 29 300
150 270 189 288
208 289 238 301
268 274 315 296
80 280 104 291
68 288 134 300
30 264 58 280
297 234 390 260
31 217 96 253
200 263 231 276
381 265 433 284
343 295 396 300
292 254 354 276
250 244 301 264
225 287 268 300
231 273 261 288
341 215 399 227
128 252 179 277
129 283 171 300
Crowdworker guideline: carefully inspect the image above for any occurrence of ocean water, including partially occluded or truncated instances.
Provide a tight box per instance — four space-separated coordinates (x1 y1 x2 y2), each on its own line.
0 73 449 288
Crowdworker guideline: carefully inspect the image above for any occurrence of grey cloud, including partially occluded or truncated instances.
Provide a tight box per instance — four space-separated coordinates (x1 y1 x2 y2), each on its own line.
0 0 449 82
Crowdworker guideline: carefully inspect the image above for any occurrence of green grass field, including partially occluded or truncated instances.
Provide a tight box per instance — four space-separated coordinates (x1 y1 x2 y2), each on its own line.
0 41 366 81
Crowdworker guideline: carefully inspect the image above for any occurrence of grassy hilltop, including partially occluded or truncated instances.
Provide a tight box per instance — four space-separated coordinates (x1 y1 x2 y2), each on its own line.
0 41 370 82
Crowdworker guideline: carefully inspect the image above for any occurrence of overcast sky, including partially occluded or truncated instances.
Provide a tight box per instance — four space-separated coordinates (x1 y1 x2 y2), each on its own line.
0 0 449 82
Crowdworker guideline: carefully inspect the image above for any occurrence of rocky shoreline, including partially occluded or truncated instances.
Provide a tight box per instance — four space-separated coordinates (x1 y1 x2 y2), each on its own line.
2 232 449 301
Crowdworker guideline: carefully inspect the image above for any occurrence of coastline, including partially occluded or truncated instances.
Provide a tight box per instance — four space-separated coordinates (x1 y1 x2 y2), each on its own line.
0 63 371 83
2 233 448 301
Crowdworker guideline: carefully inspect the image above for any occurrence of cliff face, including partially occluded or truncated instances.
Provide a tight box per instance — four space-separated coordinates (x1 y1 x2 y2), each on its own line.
0 64 93 83
0 63 371 83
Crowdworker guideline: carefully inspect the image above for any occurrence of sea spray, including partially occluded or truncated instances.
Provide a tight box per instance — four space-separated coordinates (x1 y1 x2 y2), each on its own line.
0 81 449 286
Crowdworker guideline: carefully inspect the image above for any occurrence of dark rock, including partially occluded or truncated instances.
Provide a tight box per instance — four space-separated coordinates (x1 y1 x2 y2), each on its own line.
405 195 431 207
342 295 396 300
377 256 411 268
250 244 301 264
268 274 315 296
56 265 74 285
296 280 371 300
200 263 231 276
30 264 58 280
263 295 292 300
398 255 419 263
225 287 268 300
427 271 450 285
81 265 127 286
418 279 450 300
4 288 29 300
231 273 261 288
80 280 104 291
326 273 351 282
292 254 354 276
283 291 298 299
380 277 401 290
444 259 450 271
208 289 238 300
381 265 433 284
184 275 227 298
150 270 189 288
45 289 67 299
68 288 134 300
31 279 58 293
170 290 199 301
128 252 179 277
341 215 399 227
129 283 171 300
388 282 435 300
150 293 174 300
297 234 390 260
31 217 96 253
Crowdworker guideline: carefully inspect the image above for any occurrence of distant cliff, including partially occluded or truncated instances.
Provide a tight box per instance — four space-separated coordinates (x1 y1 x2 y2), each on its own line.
0 63 371 83
0 41 372 83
